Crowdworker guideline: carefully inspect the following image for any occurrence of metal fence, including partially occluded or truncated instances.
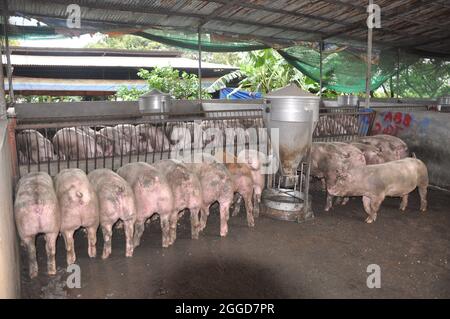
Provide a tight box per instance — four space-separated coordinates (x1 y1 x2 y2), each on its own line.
11 108 376 178
12 109 264 178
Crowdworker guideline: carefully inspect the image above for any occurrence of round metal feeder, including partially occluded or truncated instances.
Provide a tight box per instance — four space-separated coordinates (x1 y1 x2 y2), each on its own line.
261 188 314 223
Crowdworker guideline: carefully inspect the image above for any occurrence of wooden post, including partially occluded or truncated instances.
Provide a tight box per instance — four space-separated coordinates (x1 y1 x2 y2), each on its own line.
198 26 202 101
365 0 374 109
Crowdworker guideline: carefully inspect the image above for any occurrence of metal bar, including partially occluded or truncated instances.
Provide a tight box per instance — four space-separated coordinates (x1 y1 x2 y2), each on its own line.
319 40 324 97
365 0 374 110
0 38 6 119
2 0 14 104
198 25 202 102
396 48 400 100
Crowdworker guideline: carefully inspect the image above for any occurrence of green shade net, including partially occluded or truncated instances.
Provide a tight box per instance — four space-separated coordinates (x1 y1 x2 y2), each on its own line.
135 29 270 52
4 19 449 96
278 44 420 94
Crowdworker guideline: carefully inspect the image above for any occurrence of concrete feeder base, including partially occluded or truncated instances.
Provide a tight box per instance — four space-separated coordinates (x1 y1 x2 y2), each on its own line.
261 188 314 223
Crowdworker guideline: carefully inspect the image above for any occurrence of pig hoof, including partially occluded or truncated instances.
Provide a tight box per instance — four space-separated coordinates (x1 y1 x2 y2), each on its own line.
48 269 57 276
365 217 374 224
125 251 134 258
29 271 38 279
101 252 110 260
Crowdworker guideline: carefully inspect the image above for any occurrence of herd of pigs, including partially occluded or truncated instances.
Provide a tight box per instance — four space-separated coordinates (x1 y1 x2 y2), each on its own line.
16 120 260 163
14 150 264 278
14 128 429 279
311 134 429 223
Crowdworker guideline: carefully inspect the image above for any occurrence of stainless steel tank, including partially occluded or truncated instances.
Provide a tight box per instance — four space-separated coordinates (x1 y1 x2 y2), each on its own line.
337 95 359 108
261 84 320 223
138 89 172 115
263 84 319 176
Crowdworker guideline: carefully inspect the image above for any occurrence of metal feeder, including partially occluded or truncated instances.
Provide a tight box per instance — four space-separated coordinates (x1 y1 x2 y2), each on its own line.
261 84 319 222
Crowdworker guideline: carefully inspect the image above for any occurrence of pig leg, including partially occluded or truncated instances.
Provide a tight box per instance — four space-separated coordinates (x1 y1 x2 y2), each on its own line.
123 219 134 257
62 230 76 266
399 195 409 211
232 194 242 217
168 212 178 245
219 203 230 237
253 192 261 218
325 193 334 212
341 197 350 206
87 226 97 258
101 224 113 259
23 236 38 278
199 206 209 232
243 194 255 227
190 209 200 240
45 232 58 276
160 214 170 248
133 219 145 248
418 186 427 212
362 196 375 224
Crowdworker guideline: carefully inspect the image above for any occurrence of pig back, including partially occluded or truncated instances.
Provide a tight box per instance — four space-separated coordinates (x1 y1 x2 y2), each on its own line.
117 162 173 217
55 168 99 230
14 172 60 237
153 159 202 211
88 168 136 223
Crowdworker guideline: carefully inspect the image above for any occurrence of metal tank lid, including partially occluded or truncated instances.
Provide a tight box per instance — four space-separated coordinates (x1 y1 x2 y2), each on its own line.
140 88 171 97
266 83 319 99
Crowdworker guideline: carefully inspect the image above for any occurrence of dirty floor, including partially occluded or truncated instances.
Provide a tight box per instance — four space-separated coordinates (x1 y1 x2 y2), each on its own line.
21 188 450 299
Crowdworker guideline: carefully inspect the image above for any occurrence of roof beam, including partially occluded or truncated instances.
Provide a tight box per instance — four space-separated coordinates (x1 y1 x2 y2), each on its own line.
21 0 328 37
323 0 450 41
209 0 352 27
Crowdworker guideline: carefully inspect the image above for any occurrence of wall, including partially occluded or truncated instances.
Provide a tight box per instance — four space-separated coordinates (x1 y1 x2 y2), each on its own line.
0 120 20 298
371 110 450 189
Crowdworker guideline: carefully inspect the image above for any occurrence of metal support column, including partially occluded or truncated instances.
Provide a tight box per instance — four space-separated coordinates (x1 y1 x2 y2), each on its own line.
365 0 373 109
2 0 14 105
0 45 6 119
396 48 400 100
198 26 202 101
319 40 323 97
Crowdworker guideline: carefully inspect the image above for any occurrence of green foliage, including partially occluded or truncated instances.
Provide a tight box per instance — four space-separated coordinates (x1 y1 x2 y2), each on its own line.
87 34 171 51
15 95 83 103
375 58 450 98
116 66 210 101
207 49 338 97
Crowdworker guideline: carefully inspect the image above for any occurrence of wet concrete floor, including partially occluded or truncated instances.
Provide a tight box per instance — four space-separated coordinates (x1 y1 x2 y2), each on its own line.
21 188 450 298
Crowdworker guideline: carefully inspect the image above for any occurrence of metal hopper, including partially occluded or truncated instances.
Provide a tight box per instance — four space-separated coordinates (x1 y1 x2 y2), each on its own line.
263 84 319 176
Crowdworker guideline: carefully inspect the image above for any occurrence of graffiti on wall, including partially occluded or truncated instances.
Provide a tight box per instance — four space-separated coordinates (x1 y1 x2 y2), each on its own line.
372 111 431 136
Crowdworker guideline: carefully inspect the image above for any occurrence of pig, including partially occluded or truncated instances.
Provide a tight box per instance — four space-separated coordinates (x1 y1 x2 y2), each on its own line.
214 151 255 227
136 124 171 152
184 155 234 237
311 142 366 211
349 142 385 164
53 127 105 160
328 157 428 223
356 135 409 162
117 162 175 248
55 168 99 265
152 159 203 240
114 124 143 154
87 169 136 259
14 172 60 278
236 149 266 218
16 129 56 164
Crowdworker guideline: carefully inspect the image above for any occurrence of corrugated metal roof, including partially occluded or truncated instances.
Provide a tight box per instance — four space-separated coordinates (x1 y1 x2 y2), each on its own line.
5 0 450 56
1 54 237 70
4 76 219 92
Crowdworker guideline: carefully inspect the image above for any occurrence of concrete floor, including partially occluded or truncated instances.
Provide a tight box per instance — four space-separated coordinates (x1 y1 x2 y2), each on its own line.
21 188 450 299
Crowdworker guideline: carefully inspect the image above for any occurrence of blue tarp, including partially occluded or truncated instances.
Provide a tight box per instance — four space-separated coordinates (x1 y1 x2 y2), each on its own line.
219 88 262 99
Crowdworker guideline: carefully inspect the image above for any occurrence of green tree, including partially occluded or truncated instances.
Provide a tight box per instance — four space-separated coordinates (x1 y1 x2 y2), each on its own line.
116 66 210 100
207 49 338 97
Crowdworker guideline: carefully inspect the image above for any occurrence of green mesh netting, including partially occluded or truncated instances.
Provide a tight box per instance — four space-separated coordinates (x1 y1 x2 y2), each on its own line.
278 44 420 94
1 23 65 40
3 20 449 96
135 29 269 52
